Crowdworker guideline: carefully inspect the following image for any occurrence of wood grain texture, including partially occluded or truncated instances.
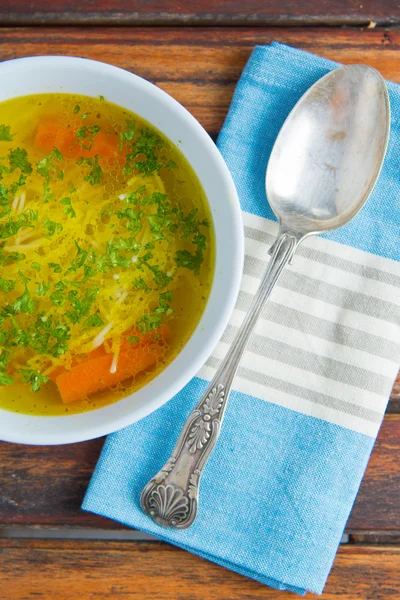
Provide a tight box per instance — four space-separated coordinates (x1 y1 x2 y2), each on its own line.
347 416 400 532
388 377 400 413
0 27 399 536
0 0 399 27
1 27 400 137
0 416 399 531
0 539 399 599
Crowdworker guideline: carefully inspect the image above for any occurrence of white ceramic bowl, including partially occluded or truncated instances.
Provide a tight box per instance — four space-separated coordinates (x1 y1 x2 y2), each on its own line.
0 56 243 445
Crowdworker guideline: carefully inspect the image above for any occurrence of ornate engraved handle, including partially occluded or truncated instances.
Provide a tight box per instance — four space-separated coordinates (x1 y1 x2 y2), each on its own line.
141 230 300 529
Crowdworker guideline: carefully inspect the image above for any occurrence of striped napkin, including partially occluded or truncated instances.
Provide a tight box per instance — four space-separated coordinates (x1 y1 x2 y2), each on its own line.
83 43 400 595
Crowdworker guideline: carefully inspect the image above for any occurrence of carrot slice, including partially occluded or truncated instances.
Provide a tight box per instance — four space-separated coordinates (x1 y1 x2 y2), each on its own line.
35 120 80 158
82 131 120 159
47 365 66 383
54 326 170 404
35 121 123 163
48 344 109 383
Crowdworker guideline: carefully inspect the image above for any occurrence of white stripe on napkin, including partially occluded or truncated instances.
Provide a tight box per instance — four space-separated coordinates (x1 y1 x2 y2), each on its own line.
197 212 400 437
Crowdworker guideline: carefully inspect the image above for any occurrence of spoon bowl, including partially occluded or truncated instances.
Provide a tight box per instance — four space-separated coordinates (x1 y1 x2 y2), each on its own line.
266 65 390 236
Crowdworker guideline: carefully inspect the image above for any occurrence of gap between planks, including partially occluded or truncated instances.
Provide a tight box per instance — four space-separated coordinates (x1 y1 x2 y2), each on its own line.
0 19 395 28
0 527 350 543
0 14 395 28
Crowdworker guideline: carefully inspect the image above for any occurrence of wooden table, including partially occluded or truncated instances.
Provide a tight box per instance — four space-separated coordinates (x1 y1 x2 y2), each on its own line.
1 3 400 598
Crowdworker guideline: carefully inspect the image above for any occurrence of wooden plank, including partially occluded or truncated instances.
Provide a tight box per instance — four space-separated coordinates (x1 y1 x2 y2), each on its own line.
0 539 399 599
0 416 399 531
0 27 400 137
350 533 400 544
0 1 399 27
346 416 400 532
388 375 400 413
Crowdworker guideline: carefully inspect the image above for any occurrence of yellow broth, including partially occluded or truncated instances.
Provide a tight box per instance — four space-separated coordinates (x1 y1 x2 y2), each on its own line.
0 93 214 415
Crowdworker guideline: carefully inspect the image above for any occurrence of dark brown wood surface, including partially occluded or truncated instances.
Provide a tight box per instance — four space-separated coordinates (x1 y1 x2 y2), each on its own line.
0 0 399 27
1 26 400 137
0 24 399 598
0 540 399 599
1 416 399 532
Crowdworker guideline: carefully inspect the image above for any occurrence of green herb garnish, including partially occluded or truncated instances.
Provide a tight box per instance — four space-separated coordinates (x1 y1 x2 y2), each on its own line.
36 282 50 297
0 277 15 292
174 248 204 275
66 286 99 324
9 147 32 175
10 173 27 196
0 215 34 240
60 197 76 219
18 368 49 392
136 290 173 334
13 284 37 314
36 148 63 192
76 124 100 150
119 120 136 151
85 313 104 327
0 125 13 142
77 156 102 185
43 218 63 238
48 263 62 274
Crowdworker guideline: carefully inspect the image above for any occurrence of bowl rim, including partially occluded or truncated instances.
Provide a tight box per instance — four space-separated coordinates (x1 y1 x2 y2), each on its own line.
0 55 244 445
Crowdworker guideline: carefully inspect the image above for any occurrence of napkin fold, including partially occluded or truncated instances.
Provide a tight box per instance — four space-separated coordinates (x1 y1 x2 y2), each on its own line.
83 43 400 595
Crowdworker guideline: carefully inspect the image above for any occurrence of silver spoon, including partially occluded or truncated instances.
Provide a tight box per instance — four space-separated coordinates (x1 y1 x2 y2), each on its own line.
141 64 390 529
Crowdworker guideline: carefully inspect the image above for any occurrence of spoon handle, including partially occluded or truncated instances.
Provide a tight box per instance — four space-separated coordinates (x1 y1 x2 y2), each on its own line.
141 231 298 529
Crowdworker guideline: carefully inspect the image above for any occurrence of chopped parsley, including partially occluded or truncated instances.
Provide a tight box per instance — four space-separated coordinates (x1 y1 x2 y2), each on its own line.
18 368 49 392
50 281 67 307
48 262 62 274
36 147 63 198
0 214 34 240
136 290 173 334
175 248 204 275
0 277 15 292
9 147 32 175
10 173 27 196
0 125 13 142
77 156 102 185
43 218 63 238
132 276 151 293
43 180 53 203
76 124 100 150
13 284 37 314
116 207 143 235
0 372 13 386
85 313 104 327
66 286 99 324
70 242 88 271
60 197 76 219
36 282 50 297
0 248 24 265
164 159 177 170
123 127 163 176
119 120 136 151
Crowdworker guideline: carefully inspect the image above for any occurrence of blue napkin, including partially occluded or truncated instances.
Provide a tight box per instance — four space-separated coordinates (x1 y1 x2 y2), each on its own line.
83 43 400 595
